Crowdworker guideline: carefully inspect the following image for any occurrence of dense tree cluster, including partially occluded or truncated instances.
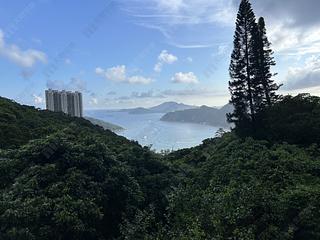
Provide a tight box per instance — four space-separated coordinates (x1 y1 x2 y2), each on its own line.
0 97 175 240
228 0 281 132
254 94 320 145
156 134 320 239
1 92 320 239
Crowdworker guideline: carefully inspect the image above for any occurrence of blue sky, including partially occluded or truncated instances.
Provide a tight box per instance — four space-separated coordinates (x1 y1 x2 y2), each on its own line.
1 0 320 109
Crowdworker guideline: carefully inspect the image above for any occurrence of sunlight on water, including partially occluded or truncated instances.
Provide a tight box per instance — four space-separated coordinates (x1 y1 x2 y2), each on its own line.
86 111 219 152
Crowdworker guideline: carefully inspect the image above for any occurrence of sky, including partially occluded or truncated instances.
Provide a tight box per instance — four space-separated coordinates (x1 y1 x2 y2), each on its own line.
0 0 320 109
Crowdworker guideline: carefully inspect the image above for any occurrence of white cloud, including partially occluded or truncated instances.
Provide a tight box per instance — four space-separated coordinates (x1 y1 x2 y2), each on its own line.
96 65 153 85
32 94 44 104
186 57 193 62
96 65 127 82
158 50 178 64
123 0 320 54
154 62 163 72
100 65 127 82
0 29 47 68
267 24 320 55
172 72 199 84
154 50 178 72
90 97 99 105
95 67 104 75
284 55 320 90
123 0 236 26
247 1 320 56
127 76 153 84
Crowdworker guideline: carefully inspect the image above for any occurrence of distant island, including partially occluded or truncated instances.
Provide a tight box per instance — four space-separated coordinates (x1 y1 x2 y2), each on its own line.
161 104 233 127
120 101 196 114
85 117 124 132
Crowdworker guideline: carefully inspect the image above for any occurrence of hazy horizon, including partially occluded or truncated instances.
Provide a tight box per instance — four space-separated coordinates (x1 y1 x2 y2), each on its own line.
1 0 320 110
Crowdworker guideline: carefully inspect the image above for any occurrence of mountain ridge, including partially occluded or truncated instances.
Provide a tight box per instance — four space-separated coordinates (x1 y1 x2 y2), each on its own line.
161 103 233 127
119 101 196 114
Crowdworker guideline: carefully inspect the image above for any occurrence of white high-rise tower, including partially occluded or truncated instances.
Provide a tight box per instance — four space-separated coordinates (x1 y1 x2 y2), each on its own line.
45 89 83 117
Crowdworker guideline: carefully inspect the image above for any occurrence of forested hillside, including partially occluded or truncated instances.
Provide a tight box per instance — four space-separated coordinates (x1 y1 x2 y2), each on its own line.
0 97 175 239
1 95 320 239
158 134 320 239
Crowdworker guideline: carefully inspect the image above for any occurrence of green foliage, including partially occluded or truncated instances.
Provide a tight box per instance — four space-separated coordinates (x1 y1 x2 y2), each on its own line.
228 0 259 126
160 134 320 239
228 0 280 130
0 97 175 240
1 95 320 239
253 17 281 108
254 94 320 145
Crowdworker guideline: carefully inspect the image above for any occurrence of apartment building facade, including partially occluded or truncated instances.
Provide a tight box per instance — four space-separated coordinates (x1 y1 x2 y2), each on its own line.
45 89 83 117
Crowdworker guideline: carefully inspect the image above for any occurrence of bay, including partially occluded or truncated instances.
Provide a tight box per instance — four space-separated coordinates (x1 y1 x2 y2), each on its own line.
85 110 219 152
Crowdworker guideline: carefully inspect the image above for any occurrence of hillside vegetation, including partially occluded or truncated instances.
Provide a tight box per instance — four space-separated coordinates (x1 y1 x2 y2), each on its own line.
0 95 320 239
159 134 320 239
254 94 320 145
0 97 175 239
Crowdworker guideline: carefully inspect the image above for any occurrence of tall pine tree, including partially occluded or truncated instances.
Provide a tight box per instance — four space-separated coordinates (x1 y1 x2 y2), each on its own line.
228 1 281 131
228 0 260 127
254 17 281 107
